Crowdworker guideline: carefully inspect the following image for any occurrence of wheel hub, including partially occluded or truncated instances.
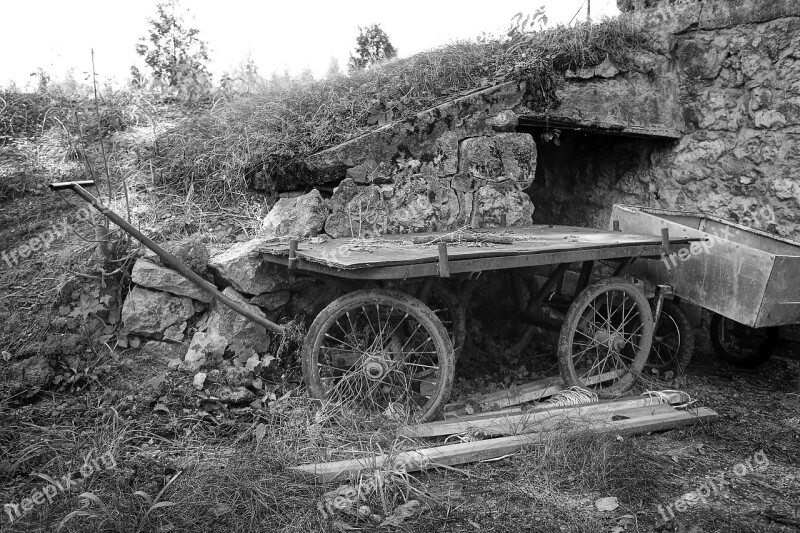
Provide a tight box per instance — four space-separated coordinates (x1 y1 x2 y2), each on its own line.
363 357 388 381
593 330 626 352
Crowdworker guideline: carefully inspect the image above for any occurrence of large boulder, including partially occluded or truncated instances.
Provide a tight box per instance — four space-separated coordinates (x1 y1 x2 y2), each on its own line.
458 133 537 188
121 286 195 338
131 259 212 302
205 287 271 352
208 238 291 295
259 189 329 239
324 179 387 238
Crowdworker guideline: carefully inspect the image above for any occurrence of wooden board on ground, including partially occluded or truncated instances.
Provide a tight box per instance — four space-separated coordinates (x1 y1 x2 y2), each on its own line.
402 392 686 438
291 407 718 482
444 370 623 417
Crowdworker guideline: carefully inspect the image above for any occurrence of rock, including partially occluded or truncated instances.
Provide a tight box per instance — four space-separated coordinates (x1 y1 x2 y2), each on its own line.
142 237 210 275
208 238 292 295
224 366 251 388
193 372 207 390
206 287 271 352
566 56 621 79
458 134 537 187
1 355 54 394
131 259 212 302
162 322 187 343
212 385 255 404
324 179 387 238
259 189 329 239
487 110 519 131
122 286 195 338
472 184 535 227
250 290 291 311
140 341 187 363
183 331 228 373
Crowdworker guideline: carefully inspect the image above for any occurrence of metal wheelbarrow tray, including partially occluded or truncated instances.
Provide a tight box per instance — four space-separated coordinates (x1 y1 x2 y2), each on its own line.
611 204 800 328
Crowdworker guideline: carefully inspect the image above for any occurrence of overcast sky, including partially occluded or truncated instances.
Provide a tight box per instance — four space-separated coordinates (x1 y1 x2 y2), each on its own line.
1 0 620 89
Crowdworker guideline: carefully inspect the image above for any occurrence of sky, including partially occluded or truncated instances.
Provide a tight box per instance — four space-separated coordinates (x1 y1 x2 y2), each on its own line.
1 0 620 90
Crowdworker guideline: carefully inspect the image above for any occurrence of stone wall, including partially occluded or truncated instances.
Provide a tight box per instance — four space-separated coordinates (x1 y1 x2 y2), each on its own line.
535 0 800 238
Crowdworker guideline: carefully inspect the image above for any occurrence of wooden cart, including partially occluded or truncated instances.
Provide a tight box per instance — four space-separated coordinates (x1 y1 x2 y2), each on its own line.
257 226 697 421
48 181 700 423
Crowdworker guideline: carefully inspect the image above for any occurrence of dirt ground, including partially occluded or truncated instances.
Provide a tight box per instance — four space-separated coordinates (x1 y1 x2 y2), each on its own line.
1 164 799 533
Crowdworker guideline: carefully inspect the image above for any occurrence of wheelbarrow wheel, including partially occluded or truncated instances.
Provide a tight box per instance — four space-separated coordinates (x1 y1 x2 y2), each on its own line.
558 278 654 398
710 314 778 369
301 289 455 423
645 301 695 374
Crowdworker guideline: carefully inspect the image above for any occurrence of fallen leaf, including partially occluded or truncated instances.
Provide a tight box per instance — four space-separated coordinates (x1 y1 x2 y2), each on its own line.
254 423 266 444
146 374 166 389
595 496 619 512
207 503 231 517
1 351 11 362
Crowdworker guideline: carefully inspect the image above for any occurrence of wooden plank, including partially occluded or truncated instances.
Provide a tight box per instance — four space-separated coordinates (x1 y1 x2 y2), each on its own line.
404 392 686 438
444 370 623 417
291 407 718 482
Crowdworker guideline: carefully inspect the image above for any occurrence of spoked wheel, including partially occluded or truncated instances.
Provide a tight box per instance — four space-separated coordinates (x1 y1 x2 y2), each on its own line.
463 270 540 359
301 289 455 423
710 314 778 368
646 301 695 374
415 282 466 359
558 278 654 397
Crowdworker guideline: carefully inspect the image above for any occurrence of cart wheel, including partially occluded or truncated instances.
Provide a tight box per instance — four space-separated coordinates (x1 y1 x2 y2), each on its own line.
417 283 466 359
301 289 455 423
463 270 539 359
558 278 654 397
646 301 695 374
709 314 778 368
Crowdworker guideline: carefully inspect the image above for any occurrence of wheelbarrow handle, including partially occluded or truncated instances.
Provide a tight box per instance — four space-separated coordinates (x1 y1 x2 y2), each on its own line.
49 180 97 191
51 180 285 336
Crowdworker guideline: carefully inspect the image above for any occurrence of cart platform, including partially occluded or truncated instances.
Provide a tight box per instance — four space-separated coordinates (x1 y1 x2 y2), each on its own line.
256 225 696 280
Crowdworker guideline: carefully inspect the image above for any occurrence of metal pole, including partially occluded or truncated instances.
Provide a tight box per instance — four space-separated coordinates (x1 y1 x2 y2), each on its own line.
50 181 285 335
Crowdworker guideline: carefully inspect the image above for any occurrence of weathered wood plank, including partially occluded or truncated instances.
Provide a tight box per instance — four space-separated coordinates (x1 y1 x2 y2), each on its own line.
444 370 623 417
405 392 686 438
290 407 718 482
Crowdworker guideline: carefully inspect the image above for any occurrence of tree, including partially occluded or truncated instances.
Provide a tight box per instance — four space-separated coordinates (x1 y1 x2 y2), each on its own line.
325 56 343 78
135 0 211 97
347 24 397 72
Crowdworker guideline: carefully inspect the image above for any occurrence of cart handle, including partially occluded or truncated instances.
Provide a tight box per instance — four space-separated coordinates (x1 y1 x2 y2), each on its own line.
50 180 285 336
49 180 97 191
